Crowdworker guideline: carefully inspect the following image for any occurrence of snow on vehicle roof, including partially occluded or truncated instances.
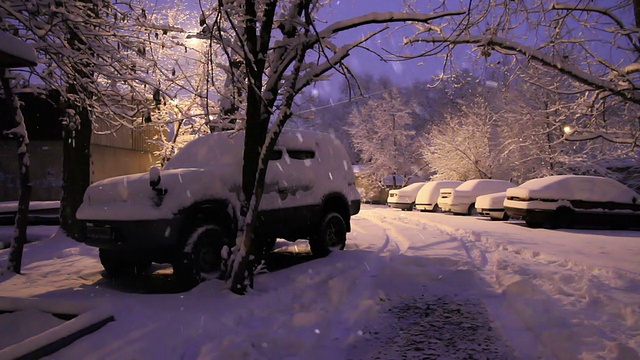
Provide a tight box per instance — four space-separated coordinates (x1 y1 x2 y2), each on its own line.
163 130 244 170
506 175 640 203
418 180 463 192
164 129 340 170
395 182 426 194
456 179 514 192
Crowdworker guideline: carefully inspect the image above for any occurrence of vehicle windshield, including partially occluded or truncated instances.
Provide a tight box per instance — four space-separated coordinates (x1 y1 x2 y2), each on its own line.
163 132 244 170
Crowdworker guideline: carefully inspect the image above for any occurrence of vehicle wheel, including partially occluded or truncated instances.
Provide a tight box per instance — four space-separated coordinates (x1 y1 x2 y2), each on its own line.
310 212 347 258
551 207 575 229
525 217 543 228
490 212 510 221
433 204 441 213
467 203 478 216
99 249 151 278
174 225 229 283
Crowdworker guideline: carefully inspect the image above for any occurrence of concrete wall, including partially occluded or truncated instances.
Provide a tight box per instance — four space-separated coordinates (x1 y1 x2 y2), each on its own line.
0 141 160 202
0 140 63 201
90 145 158 184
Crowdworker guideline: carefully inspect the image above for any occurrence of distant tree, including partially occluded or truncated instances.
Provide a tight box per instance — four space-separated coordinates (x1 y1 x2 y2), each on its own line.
423 92 508 181
348 88 418 186
424 63 640 184
405 0 640 147
498 65 639 183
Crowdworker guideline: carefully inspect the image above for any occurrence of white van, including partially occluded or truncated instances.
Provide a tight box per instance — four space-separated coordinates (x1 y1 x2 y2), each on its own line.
415 180 463 212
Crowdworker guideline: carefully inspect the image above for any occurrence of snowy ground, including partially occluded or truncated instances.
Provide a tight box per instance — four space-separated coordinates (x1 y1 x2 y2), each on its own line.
0 204 639 359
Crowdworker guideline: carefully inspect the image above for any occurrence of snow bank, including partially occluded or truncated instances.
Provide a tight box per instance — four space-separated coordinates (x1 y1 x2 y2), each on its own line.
0 297 114 360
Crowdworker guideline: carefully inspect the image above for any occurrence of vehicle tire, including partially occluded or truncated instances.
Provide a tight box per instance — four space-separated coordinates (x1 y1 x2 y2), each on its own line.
174 224 229 283
490 212 510 221
99 249 151 278
525 217 543 228
467 203 478 216
310 212 347 258
551 207 575 229
433 204 441 213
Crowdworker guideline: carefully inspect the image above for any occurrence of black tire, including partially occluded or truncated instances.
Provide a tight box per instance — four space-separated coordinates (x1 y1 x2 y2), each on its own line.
433 204 441 213
310 212 347 258
174 225 229 283
467 203 478 216
490 212 510 221
525 217 543 228
551 207 575 229
99 249 151 278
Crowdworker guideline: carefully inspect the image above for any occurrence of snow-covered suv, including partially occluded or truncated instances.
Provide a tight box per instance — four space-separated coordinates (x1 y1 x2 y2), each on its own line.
76 130 361 280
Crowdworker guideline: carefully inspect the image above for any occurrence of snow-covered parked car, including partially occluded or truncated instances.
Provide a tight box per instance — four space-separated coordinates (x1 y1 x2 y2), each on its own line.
387 182 426 211
415 180 463 212
437 179 516 215
76 130 361 281
475 192 509 221
504 175 640 229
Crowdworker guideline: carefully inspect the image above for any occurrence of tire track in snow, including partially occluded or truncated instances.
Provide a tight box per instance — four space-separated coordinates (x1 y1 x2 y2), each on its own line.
347 210 518 359
406 213 640 359
352 211 414 256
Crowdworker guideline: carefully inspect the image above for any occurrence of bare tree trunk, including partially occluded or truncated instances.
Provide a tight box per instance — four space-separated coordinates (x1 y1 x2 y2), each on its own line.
1 71 31 274
60 106 92 240
59 11 94 240
227 0 276 294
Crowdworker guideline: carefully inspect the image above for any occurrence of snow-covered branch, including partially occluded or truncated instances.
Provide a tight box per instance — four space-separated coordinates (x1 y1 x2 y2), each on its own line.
405 35 640 106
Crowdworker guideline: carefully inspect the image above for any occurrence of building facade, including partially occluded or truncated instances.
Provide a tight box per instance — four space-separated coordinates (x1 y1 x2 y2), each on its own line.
0 92 162 201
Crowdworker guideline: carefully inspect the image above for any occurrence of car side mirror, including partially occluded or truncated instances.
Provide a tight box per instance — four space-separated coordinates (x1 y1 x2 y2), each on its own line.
149 166 161 188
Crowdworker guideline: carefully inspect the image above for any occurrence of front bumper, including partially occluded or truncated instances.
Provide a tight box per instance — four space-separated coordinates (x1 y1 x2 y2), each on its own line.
388 202 414 210
350 199 362 215
78 216 184 250
415 203 435 211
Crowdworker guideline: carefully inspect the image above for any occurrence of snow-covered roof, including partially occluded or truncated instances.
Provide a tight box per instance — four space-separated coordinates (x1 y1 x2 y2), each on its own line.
0 32 37 68
391 182 426 196
456 179 515 193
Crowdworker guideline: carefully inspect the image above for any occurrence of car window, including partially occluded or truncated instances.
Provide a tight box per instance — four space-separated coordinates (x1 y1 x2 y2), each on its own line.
287 149 315 160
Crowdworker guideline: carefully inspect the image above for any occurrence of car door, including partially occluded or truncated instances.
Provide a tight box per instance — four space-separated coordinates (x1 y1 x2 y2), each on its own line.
258 146 316 238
